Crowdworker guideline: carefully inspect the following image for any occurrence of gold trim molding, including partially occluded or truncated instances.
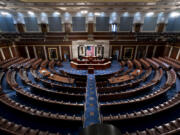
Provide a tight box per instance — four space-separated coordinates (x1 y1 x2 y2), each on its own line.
21 0 159 2
48 48 58 60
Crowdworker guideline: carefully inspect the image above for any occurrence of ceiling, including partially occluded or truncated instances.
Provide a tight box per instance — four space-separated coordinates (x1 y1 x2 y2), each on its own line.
20 0 160 2
0 0 180 13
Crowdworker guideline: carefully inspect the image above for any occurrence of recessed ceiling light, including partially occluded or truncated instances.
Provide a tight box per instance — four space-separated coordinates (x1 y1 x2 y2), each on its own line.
60 7 67 11
147 2 156 5
94 12 100 16
170 11 180 18
146 12 154 17
53 11 60 17
28 11 35 16
81 10 88 14
0 11 10 16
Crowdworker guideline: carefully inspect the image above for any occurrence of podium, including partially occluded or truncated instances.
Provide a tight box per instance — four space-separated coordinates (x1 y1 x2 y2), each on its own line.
88 68 94 74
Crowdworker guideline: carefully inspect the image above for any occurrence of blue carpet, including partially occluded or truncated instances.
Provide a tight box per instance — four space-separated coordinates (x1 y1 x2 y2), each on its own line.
58 60 121 75
84 74 100 127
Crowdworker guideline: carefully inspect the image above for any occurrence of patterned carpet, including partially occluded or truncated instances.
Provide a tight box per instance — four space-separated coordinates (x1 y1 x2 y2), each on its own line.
57 60 121 127
84 74 100 127
58 60 121 75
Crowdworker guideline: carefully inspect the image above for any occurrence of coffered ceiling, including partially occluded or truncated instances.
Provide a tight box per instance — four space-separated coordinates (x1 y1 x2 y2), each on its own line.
0 0 180 13
20 0 160 2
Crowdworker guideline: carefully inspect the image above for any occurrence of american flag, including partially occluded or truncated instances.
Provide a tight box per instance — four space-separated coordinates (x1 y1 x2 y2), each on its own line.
86 46 94 56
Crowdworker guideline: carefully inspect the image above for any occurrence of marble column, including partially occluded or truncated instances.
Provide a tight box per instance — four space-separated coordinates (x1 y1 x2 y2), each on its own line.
144 46 149 58
134 46 138 59
0 48 5 60
33 46 37 58
109 45 112 58
176 48 180 60
119 46 123 60
69 45 72 60
152 46 157 57
25 46 30 58
9 47 13 58
43 46 47 59
59 46 62 60
168 46 173 57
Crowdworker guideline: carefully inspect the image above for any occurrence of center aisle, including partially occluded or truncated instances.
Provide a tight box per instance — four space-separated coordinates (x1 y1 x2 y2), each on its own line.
84 74 101 127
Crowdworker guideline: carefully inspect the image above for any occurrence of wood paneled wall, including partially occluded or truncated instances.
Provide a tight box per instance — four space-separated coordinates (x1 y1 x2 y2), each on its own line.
36 46 45 59
61 46 70 60
163 45 180 60
2 48 11 59
122 46 136 60
134 23 142 32
136 46 146 58
41 24 48 33
0 43 178 62
170 47 179 59
0 46 18 60
88 23 94 34
46 46 60 60
155 46 165 57
157 23 165 33
28 46 35 58
64 23 71 34
16 46 27 57
110 45 167 60
147 46 154 58
0 50 3 60
16 23 25 33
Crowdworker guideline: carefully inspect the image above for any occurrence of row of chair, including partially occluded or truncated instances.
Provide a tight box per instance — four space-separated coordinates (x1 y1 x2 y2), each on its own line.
1 57 23 70
133 59 142 69
0 57 18 66
146 58 160 69
152 57 170 70
23 58 37 69
121 60 134 76
126 117 180 135
99 69 163 102
97 68 152 93
139 58 151 69
0 116 60 135
32 59 42 70
0 94 83 122
160 57 180 71
40 59 49 68
6 70 84 108
10 58 30 69
101 69 176 107
102 92 180 121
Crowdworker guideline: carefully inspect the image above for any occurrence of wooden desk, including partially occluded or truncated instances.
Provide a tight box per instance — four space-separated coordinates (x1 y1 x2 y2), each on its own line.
88 68 94 74
70 61 111 70
109 69 142 84
39 69 74 84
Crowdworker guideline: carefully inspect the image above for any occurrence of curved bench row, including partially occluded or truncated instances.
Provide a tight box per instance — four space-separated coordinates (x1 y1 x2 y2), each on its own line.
30 69 86 93
126 117 180 135
152 57 170 70
97 68 152 93
1 57 23 70
99 68 163 101
6 70 84 107
160 57 180 71
101 69 176 107
0 94 83 122
102 92 180 121
32 59 42 70
139 58 151 69
133 59 142 69
0 116 60 135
